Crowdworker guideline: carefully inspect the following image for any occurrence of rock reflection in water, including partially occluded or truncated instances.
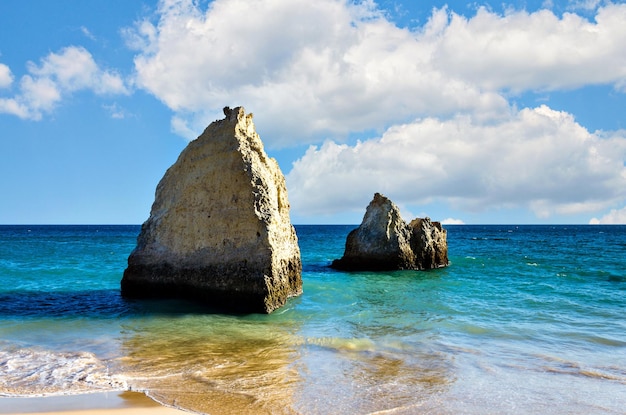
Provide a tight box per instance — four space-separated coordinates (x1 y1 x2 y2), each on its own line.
114 306 454 415
116 314 301 415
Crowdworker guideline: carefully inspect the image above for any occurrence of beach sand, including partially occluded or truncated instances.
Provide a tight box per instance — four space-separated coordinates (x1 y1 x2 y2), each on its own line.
0 391 189 415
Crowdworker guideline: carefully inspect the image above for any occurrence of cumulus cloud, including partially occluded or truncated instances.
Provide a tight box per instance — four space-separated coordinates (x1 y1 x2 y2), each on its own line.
127 1 626 144
589 207 626 224
127 0 509 144
432 4 626 92
0 63 13 88
286 105 626 219
0 46 129 120
0 98 29 119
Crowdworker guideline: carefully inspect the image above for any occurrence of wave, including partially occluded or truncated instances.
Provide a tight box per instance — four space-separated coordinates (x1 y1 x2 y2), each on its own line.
0 345 127 396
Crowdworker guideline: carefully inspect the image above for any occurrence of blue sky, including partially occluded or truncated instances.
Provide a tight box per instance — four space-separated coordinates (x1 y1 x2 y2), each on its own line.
2 0 626 224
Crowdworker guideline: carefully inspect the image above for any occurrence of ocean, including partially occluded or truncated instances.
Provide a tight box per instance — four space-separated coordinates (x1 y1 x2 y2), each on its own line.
0 224 624 414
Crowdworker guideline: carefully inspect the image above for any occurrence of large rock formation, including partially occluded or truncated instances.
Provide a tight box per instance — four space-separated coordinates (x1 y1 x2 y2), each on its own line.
121 106 302 314
331 193 448 271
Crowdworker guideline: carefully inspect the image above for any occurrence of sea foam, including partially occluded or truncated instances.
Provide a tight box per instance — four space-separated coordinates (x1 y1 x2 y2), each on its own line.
0 346 127 396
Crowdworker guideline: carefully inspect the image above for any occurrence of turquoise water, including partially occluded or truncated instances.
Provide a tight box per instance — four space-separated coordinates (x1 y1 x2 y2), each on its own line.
0 225 625 414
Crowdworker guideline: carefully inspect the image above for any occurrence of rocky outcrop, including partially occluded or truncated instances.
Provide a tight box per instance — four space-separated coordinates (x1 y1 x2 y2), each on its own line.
121 106 302 314
331 193 448 271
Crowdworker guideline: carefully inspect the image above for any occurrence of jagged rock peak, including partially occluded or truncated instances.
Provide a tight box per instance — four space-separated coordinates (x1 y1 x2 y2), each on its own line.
121 106 302 314
331 193 448 271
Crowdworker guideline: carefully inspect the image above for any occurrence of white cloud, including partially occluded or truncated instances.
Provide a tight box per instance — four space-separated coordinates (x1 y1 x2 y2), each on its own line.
122 20 159 53
431 4 626 92
19 75 62 115
589 207 626 224
128 0 509 145
0 63 13 88
28 46 128 95
568 0 602 11
0 46 129 120
102 103 131 119
286 105 626 219
0 98 28 118
128 1 626 145
80 26 97 41
441 218 465 225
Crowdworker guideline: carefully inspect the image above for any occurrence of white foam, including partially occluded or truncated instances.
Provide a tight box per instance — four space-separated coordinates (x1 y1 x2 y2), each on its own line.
0 346 127 396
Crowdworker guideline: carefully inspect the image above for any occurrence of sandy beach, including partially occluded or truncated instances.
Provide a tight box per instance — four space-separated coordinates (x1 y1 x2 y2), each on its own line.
0 392 188 415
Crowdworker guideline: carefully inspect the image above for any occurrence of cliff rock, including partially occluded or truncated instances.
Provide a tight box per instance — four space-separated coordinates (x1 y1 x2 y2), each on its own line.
121 106 302 313
331 193 448 271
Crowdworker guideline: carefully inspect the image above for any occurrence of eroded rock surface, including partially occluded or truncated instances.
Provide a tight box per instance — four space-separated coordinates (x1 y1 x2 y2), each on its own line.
331 193 448 271
121 106 302 313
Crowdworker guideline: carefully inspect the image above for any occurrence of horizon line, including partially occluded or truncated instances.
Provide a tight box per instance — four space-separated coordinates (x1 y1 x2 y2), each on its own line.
0 223 623 226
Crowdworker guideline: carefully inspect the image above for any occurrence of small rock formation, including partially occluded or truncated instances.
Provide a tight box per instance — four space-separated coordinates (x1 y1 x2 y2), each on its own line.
331 193 448 271
121 106 302 314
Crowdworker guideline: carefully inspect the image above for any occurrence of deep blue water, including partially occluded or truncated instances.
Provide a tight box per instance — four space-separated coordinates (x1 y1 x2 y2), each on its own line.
0 225 624 414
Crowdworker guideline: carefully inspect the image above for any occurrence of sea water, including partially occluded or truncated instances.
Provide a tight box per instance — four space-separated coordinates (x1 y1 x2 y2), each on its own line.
0 225 624 414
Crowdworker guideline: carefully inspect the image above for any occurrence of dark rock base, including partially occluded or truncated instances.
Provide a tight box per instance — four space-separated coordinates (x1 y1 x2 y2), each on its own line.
121 261 302 314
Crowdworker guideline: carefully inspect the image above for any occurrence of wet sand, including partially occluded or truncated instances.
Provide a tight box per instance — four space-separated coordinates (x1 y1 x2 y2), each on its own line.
0 391 188 415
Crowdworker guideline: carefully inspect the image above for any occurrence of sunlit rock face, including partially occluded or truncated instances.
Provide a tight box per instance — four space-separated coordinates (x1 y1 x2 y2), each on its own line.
122 106 302 313
331 193 448 271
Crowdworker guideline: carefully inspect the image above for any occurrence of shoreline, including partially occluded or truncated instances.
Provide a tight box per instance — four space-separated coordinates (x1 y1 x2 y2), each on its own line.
0 391 189 415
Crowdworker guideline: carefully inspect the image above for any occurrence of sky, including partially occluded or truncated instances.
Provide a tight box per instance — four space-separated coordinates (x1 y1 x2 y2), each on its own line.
2 0 626 225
